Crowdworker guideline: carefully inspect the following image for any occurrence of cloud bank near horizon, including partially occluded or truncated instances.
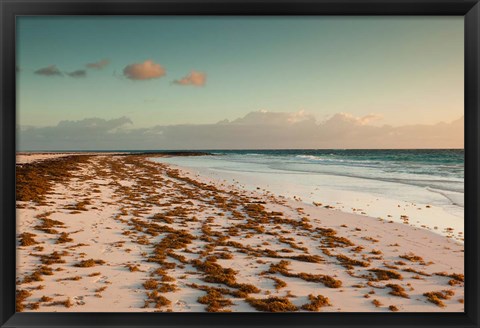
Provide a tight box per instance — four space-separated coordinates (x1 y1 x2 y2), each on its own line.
17 111 463 151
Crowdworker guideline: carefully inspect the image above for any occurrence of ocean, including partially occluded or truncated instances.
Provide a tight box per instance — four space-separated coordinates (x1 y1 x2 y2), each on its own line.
213 149 462 190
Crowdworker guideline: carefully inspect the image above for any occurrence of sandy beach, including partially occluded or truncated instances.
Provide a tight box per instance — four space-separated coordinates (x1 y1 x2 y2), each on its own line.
16 153 464 313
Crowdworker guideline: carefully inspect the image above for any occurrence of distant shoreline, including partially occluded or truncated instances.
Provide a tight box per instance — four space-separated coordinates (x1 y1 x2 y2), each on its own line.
16 151 214 165
17 151 214 156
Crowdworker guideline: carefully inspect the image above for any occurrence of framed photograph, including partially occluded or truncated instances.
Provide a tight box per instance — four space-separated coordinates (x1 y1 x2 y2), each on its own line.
1 0 479 327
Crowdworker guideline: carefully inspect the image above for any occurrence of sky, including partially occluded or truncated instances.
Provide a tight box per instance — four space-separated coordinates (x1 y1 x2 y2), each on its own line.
16 16 464 150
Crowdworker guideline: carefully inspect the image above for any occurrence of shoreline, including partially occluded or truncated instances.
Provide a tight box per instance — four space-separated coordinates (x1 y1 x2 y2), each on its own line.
16 153 464 312
152 156 464 243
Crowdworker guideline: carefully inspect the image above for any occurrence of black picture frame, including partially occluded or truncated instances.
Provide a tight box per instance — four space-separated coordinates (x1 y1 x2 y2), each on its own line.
1 1 479 327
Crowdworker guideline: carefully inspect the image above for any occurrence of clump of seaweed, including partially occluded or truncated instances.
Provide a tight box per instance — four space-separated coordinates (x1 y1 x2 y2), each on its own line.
125 264 141 272
372 299 382 307
25 302 40 310
389 305 399 312
213 252 234 260
245 297 298 312
368 269 403 281
39 296 53 302
289 255 323 263
157 283 178 293
31 285 45 290
266 260 342 288
191 258 260 295
267 276 287 290
144 290 171 309
386 284 409 298
143 279 159 290
56 276 81 282
399 253 425 264
351 246 365 253
33 213 65 234
423 290 455 307
402 267 431 276
45 298 73 308
55 232 73 244
197 289 233 312
301 294 331 311
95 286 108 293
335 254 370 269
74 259 106 267
35 251 67 265
22 266 54 284
16 289 32 312
18 232 39 246
434 272 464 286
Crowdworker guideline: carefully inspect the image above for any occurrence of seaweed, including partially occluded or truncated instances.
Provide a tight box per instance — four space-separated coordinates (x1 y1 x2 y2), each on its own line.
74 259 106 267
301 294 331 311
245 297 298 312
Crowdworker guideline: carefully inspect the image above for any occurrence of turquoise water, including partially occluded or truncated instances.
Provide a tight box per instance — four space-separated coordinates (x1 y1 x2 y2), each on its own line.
205 149 464 194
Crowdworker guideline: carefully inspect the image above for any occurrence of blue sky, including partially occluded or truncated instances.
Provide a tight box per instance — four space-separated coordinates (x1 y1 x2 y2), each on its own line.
16 16 464 150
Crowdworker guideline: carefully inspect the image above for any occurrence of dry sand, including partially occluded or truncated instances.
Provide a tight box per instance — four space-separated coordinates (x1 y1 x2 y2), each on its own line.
16 153 464 312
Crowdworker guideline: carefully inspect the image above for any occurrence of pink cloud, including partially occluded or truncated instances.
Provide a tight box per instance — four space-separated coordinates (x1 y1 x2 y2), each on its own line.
173 70 206 86
123 60 166 80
